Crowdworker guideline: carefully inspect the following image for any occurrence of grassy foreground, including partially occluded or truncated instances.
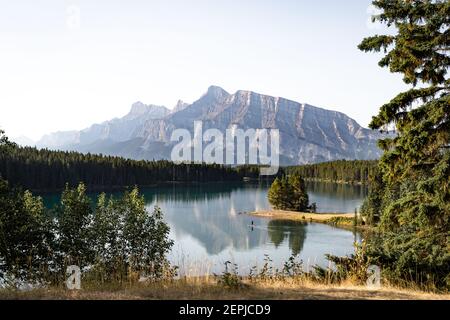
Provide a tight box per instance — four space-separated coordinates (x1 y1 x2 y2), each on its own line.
1 278 448 300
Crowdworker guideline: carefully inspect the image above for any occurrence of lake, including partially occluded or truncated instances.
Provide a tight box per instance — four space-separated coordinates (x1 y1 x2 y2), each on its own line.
42 181 367 276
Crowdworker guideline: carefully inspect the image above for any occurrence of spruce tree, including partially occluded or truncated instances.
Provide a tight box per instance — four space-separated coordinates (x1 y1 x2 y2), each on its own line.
289 173 309 212
280 176 294 210
0 129 13 148
268 177 283 210
360 0 449 288
0 129 16 158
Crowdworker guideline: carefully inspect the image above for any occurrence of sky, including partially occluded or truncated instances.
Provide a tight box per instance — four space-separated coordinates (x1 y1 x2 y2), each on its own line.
0 0 408 141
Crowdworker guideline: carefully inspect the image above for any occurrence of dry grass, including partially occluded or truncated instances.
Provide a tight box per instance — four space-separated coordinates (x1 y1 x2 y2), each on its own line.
1 278 448 300
249 210 355 223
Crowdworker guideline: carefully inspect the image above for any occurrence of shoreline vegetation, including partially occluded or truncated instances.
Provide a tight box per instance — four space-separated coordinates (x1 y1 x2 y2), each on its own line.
27 179 363 195
248 210 366 229
17 177 366 195
249 210 353 222
1 277 448 300
264 173 366 230
301 178 369 186
32 180 259 195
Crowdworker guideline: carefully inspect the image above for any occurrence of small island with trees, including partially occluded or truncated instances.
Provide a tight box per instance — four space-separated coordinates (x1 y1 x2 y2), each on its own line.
251 173 358 227
268 174 311 212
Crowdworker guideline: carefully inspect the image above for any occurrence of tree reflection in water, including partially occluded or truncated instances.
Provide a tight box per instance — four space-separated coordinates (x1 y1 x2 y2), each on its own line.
267 220 307 256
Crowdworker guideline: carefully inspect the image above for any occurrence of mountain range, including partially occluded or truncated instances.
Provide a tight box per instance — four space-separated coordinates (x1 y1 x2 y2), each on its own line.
34 86 385 165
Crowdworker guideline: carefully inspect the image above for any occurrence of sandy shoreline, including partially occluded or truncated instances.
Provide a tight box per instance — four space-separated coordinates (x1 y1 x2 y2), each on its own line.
248 210 355 223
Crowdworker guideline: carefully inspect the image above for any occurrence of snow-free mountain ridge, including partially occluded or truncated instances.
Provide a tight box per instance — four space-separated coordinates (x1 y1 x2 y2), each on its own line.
37 86 385 165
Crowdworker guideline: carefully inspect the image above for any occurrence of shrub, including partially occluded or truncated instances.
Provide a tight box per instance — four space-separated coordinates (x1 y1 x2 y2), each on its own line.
215 261 244 290
0 182 174 287
0 179 53 285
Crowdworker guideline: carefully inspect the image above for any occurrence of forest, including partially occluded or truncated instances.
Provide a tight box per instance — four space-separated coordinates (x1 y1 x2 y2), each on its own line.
0 145 261 191
0 142 380 192
286 160 378 185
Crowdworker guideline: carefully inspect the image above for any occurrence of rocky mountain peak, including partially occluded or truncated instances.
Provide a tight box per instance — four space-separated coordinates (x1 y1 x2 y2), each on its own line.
129 102 168 116
129 101 148 115
126 102 170 121
173 100 189 113
36 86 384 165
204 85 230 100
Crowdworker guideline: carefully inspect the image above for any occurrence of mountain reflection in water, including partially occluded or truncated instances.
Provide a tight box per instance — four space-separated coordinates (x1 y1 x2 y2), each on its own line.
41 182 364 275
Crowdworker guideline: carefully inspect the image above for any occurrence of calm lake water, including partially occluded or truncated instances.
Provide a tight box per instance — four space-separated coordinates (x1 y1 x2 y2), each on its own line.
42 182 367 275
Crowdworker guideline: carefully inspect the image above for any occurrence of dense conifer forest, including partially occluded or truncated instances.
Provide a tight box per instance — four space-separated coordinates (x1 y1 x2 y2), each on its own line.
286 160 378 185
0 146 260 191
0 143 379 192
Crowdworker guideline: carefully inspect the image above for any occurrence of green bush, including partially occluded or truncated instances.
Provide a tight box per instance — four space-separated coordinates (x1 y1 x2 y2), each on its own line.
215 261 244 290
0 180 174 287
0 179 53 285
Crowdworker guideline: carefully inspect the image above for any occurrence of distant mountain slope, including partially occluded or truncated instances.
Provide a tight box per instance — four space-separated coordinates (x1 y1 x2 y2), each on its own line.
37 102 170 149
37 86 385 165
11 135 35 147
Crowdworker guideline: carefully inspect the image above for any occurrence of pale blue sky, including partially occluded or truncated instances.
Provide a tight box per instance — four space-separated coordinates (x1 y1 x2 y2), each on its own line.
0 0 407 140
